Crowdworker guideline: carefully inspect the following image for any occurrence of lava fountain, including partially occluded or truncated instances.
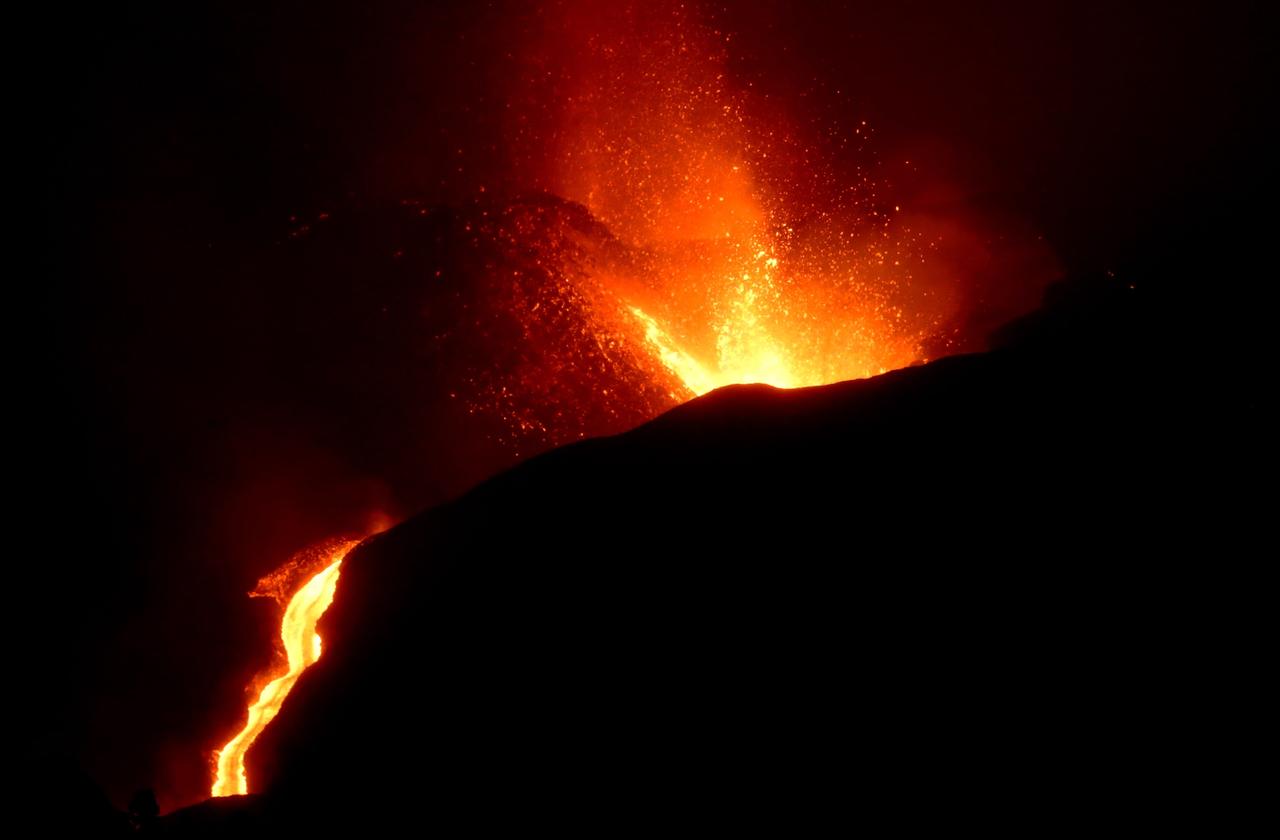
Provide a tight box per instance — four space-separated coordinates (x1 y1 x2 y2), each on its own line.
211 540 357 797
502 0 954 399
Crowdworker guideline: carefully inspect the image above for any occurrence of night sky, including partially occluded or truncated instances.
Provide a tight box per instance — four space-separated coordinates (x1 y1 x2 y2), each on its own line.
24 0 1268 813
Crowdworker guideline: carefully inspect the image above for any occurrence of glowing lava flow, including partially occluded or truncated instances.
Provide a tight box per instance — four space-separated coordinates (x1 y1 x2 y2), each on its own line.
211 547 351 797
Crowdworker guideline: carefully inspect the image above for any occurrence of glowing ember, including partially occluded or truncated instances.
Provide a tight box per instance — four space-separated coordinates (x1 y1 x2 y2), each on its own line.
211 542 355 797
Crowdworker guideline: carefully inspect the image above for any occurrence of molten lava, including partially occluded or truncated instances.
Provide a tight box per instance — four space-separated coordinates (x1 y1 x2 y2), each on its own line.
211 542 355 797
480 0 960 413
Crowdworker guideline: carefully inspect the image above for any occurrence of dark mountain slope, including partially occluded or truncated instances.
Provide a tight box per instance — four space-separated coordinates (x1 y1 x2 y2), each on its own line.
184 271 1229 835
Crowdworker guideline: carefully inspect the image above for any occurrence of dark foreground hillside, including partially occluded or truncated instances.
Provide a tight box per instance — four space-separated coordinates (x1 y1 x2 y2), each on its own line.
204 267 1242 835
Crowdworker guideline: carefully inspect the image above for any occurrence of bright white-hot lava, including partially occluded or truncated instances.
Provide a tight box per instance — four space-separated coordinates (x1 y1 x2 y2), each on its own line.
211 545 351 797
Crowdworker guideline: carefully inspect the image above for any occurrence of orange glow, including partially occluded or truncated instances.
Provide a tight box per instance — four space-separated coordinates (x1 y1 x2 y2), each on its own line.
502 3 942 405
428 0 1056 454
211 541 356 797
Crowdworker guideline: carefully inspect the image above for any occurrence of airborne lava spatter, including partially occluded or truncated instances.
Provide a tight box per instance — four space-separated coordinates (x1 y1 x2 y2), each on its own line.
293 1 1050 459
488 1 950 407
211 542 355 797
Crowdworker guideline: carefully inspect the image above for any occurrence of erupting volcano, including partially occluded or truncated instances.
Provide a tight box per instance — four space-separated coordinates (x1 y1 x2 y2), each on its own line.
498 3 951 399
344 0 1058 458
31 0 1266 832
198 0 1059 799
